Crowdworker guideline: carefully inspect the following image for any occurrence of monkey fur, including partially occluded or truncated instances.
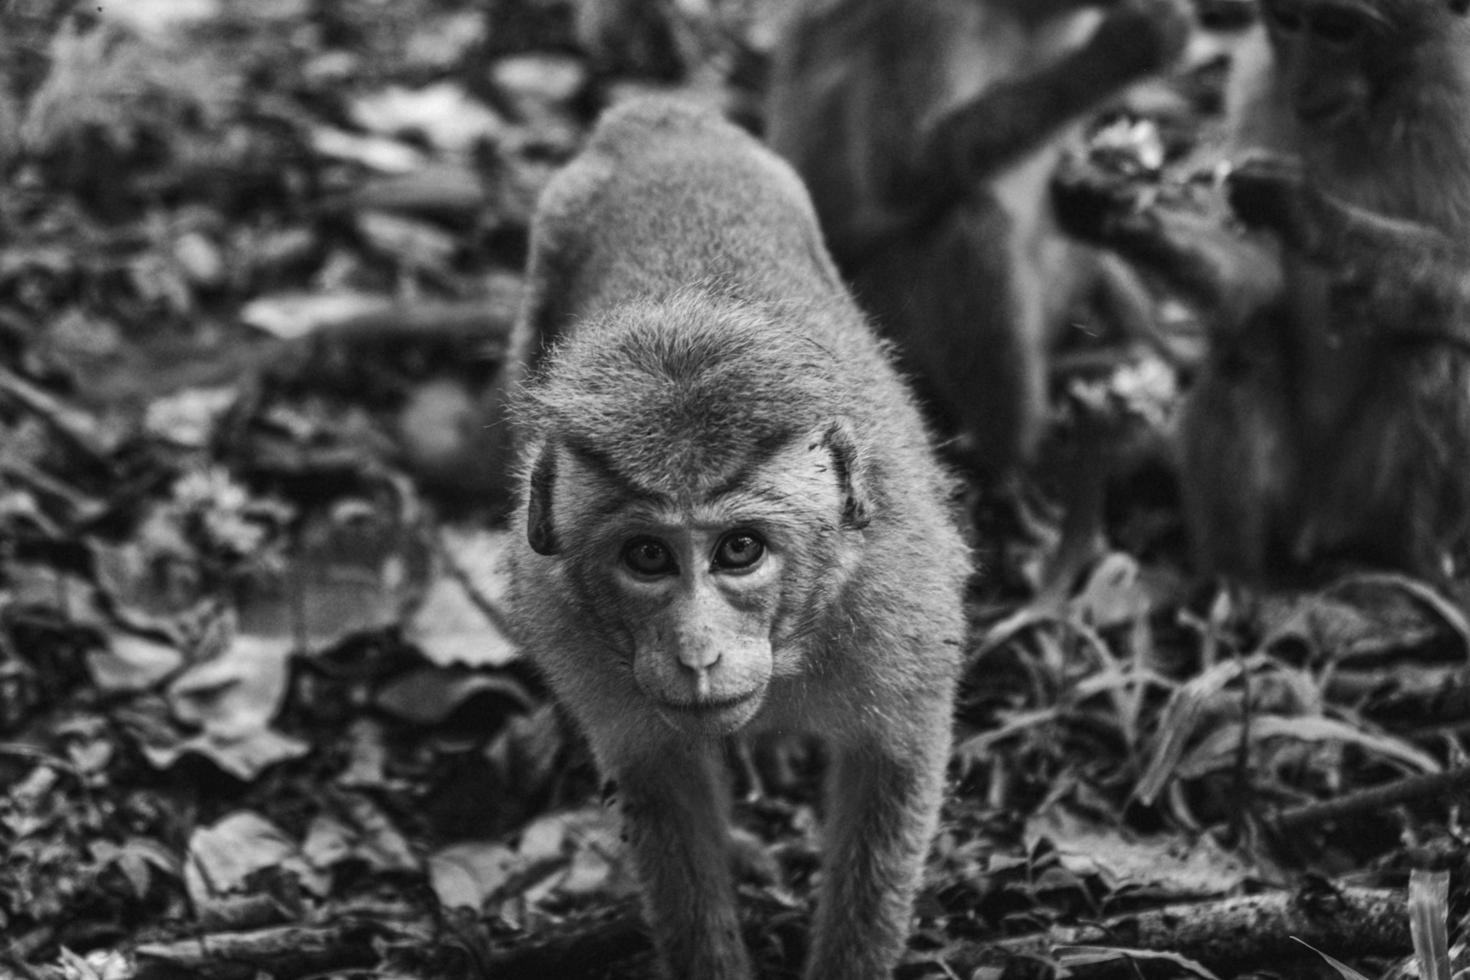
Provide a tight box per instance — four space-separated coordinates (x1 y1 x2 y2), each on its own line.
1186 0 1470 580
1056 0 1470 581
764 0 1192 478
507 98 970 980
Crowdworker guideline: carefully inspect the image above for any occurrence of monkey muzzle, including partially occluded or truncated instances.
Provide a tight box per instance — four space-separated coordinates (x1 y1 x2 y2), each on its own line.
651 687 767 738
633 626 774 738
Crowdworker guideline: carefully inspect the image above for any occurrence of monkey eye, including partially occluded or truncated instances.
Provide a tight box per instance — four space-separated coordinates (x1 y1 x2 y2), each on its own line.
622 537 677 576
713 531 766 572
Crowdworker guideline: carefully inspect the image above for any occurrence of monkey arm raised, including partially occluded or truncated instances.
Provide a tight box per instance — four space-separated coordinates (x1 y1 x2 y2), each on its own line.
765 0 1191 270
910 0 1191 209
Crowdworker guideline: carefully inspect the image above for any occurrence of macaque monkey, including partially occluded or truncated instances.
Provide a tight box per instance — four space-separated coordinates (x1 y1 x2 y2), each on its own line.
506 98 969 980
764 0 1194 479
1055 0 1470 580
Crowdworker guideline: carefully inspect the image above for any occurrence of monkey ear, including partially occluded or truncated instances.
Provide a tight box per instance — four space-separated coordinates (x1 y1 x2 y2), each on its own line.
526 443 561 555
821 418 873 530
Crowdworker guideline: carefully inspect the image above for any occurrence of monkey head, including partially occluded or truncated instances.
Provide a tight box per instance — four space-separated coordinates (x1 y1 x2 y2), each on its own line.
516 290 873 739
1257 0 1467 132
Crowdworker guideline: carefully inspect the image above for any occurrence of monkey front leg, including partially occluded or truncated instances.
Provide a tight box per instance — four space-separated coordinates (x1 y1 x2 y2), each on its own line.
612 738 753 980
804 709 951 980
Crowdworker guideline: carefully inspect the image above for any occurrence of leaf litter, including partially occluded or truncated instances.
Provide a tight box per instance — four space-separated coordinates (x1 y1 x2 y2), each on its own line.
0 1 1466 979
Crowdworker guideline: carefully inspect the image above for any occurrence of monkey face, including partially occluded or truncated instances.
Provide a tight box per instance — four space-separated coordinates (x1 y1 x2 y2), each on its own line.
522 432 863 739
1259 0 1422 131
616 523 779 737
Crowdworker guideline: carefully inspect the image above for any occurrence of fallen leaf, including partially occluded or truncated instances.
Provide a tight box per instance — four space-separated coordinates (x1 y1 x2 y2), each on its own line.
185 810 329 902
302 816 355 870
97 0 222 35
491 54 589 110
185 811 295 900
1055 946 1219 980
310 126 427 175
407 527 518 668
240 291 395 340
1026 806 1252 897
428 841 519 910
87 633 184 693
350 83 506 153
336 794 420 873
1069 552 1154 630
56 946 132 980
357 211 458 271
143 726 309 781
374 667 533 727
234 499 433 650
144 385 236 449
169 633 293 737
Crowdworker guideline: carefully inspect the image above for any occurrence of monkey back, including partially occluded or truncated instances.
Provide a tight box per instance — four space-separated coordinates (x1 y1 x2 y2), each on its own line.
513 97 951 512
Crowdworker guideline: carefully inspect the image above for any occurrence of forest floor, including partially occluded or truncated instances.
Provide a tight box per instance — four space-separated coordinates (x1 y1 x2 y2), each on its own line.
0 1 1465 978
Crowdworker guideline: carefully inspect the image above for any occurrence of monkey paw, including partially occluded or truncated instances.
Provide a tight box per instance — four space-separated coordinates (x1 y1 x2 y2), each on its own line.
1050 155 1153 245
1096 0 1195 74
1227 154 1325 251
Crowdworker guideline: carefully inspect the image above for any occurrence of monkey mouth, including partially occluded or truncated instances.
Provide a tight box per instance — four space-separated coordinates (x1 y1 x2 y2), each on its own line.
653 689 765 736
661 691 759 714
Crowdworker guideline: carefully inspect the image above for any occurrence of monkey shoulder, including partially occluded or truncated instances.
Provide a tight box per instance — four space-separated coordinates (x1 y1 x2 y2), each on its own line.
531 97 839 309
550 97 815 232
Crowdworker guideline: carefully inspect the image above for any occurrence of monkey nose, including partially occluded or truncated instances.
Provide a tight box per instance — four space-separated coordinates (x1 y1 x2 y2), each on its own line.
676 647 722 697
676 643 722 673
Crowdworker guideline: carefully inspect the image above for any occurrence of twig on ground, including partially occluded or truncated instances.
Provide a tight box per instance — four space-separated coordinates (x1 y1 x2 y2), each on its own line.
951 883 1408 974
1270 766 1470 833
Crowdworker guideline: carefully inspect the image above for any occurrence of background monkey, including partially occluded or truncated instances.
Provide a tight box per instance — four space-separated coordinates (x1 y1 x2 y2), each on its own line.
1056 0 1470 580
507 98 969 980
763 0 1193 482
